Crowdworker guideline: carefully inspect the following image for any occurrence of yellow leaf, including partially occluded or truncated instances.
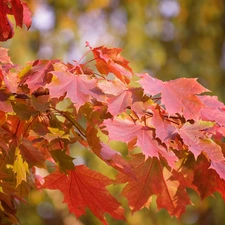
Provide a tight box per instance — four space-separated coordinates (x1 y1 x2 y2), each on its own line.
13 151 29 187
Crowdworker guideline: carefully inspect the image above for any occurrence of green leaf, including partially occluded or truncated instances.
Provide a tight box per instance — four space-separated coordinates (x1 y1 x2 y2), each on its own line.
12 103 38 120
51 150 75 173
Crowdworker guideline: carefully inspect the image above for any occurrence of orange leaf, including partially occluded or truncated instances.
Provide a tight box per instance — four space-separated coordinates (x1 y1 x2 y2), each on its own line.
42 165 125 225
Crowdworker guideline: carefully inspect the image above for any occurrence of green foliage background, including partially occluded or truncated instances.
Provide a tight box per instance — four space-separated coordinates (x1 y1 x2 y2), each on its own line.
5 0 225 224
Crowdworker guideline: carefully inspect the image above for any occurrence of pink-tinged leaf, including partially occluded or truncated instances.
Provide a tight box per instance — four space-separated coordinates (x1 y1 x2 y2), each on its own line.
0 100 13 113
107 90 133 116
116 154 190 218
0 47 12 64
198 95 225 126
138 73 209 120
210 161 225 181
103 118 177 167
138 73 163 96
20 2 32 29
47 72 102 109
151 107 176 143
42 165 125 225
4 71 19 92
97 79 126 96
21 60 54 92
86 125 133 176
100 143 134 177
11 0 24 27
178 121 224 162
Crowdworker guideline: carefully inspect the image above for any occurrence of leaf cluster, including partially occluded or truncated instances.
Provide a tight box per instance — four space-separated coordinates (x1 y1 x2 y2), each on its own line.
1 1 225 224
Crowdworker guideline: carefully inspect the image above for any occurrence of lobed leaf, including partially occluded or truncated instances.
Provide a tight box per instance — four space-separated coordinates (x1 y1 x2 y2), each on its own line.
42 165 125 225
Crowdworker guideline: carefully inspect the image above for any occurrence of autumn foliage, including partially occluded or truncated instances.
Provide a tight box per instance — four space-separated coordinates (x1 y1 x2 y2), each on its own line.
1 1 225 224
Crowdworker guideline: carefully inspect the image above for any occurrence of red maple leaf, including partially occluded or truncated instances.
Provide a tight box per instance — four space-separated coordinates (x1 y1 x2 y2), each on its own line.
86 42 133 83
138 73 209 120
184 154 225 200
21 60 54 92
116 154 191 218
0 0 32 41
42 165 125 225
0 1 14 42
19 139 46 168
11 0 32 29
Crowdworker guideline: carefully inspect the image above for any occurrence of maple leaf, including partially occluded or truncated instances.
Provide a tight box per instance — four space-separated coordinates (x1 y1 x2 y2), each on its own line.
87 42 133 83
103 117 177 167
138 73 209 120
183 154 225 200
210 161 225 181
42 165 125 225
178 121 224 162
97 78 126 96
47 71 102 109
116 154 191 218
0 192 17 223
3 71 19 93
0 1 14 42
13 150 29 187
0 0 32 41
0 99 13 113
19 139 46 168
151 107 176 144
198 95 225 126
21 60 54 92
11 0 32 29
86 124 133 176
51 150 75 173
0 47 12 64
107 90 133 116
12 103 38 120
97 78 133 116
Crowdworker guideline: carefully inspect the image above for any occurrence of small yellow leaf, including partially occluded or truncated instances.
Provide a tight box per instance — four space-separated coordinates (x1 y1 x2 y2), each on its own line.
13 151 29 187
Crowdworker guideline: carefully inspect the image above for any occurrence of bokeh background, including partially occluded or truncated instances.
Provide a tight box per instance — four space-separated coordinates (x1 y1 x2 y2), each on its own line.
3 0 225 224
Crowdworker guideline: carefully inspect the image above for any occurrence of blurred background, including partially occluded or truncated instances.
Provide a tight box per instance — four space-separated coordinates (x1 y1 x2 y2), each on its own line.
3 0 225 224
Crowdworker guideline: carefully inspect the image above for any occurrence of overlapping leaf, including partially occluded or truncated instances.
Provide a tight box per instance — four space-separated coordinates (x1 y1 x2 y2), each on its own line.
86 124 133 176
42 165 125 225
103 117 177 167
20 60 54 92
46 71 103 109
138 73 209 120
198 95 225 126
178 120 224 162
116 154 191 218
190 154 225 200
87 42 133 83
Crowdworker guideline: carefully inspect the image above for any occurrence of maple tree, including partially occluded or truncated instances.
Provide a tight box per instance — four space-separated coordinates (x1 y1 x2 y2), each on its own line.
1 1 225 224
